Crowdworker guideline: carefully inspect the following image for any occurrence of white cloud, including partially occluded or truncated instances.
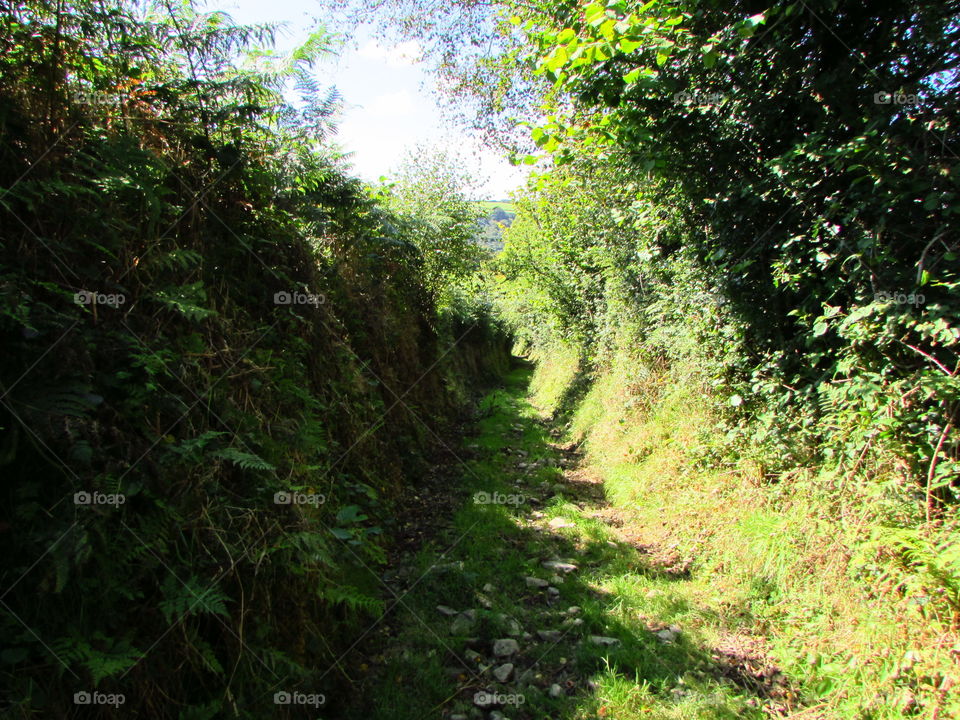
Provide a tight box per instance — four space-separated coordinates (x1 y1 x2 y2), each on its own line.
356 39 424 66
364 90 417 117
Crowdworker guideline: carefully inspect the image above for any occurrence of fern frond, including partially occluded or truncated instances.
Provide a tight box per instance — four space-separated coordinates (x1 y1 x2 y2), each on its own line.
159 575 232 625
212 446 275 471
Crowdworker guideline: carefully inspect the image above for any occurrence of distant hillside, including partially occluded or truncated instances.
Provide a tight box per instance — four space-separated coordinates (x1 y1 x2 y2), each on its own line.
476 200 516 213
474 200 516 252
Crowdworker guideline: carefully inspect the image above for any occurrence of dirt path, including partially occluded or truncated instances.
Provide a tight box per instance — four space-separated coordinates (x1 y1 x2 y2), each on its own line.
334 362 800 720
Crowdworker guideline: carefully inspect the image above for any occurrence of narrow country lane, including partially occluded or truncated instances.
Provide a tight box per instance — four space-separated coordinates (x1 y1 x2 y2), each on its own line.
340 361 798 720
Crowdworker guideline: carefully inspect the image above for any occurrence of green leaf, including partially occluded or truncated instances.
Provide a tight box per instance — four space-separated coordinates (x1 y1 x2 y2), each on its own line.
152 282 217 322
599 19 616 41
584 3 607 26
737 16 764 38
336 505 367 524
545 46 569 71
845 306 873 324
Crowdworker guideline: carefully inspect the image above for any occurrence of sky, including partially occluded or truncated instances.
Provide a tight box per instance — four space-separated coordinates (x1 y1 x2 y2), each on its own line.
201 0 529 199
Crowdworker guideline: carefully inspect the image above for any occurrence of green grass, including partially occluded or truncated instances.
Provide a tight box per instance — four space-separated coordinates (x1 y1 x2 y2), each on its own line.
535 351 960 720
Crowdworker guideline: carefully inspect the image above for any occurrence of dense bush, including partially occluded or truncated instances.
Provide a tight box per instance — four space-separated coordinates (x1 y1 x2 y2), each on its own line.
505 0 960 497
0 2 508 717
476 4 960 712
